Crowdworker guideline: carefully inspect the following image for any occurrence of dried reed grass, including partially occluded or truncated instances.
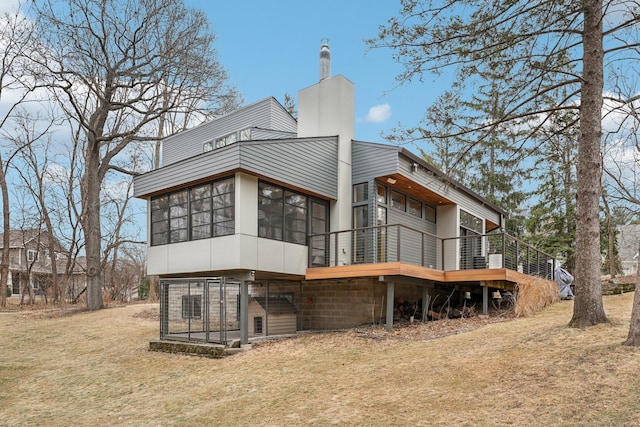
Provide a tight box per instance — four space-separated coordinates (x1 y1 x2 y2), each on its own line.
514 275 560 317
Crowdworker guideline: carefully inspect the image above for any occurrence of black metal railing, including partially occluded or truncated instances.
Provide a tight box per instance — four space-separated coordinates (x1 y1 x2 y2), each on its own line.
442 233 556 279
308 225 556 280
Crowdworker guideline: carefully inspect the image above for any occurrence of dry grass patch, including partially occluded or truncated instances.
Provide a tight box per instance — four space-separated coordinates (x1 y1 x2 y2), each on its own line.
1 295 639 426
514 274 560 317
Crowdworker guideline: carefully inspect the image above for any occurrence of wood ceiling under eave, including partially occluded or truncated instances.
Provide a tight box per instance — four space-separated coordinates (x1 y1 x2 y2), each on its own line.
381 174 502 233
379 174 455 207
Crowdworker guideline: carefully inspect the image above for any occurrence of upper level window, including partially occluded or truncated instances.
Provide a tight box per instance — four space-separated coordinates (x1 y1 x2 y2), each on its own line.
408 198 422 218
27 250 38 262
169 190 189 243
353 183 368 203
390 190 406 211
239 128 251 141
203 141 213 152
150 176 235 246
424 205 436 223
376 183 387 204
258 181 327 245
460 210 483 233
215 132 237 149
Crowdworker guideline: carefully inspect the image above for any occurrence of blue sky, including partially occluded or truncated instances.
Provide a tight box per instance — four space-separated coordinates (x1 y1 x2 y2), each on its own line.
189 0 452 145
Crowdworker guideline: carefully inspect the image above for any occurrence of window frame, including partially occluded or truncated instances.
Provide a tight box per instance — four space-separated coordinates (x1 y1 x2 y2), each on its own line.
408 198 422 218
258 180 327 246
27 249 38 262
390 190 406 211
150 176 235 246
181 294 202 319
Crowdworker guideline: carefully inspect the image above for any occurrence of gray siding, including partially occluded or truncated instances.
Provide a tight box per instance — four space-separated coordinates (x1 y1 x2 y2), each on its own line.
162 97 297 166
240 138 337 198
387 206 437 267
396 155 502 228
352 141 503 229
252 128 297 140
352 141 398 183
134 136 338 200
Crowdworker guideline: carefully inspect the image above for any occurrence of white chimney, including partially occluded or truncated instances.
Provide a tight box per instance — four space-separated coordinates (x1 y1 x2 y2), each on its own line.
320 39 331 81
298 43 354 252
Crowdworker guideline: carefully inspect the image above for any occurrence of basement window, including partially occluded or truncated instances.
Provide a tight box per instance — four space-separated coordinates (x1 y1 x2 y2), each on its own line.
182 295 202 319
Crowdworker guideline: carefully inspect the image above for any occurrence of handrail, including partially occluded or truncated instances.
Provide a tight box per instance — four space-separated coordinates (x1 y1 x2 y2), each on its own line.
308 225 556 280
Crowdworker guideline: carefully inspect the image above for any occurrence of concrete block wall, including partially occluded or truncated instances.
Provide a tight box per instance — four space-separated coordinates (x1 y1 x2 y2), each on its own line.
248 279 452 332
299 279 387 330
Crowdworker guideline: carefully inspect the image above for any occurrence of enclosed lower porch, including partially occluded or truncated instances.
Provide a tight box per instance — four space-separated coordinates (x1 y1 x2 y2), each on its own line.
156 268 557 349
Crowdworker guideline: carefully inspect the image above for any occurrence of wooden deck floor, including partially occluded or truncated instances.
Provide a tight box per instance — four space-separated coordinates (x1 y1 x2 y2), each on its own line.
305 262 543 289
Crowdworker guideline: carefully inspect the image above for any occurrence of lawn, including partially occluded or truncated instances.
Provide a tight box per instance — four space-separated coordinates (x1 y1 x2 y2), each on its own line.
1 293 639 426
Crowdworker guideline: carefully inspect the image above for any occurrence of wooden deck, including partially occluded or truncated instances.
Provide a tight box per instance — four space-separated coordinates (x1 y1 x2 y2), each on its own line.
305 262 542 289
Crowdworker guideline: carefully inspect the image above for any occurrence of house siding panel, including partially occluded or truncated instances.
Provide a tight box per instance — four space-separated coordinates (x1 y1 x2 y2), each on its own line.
162 97 297 166
386 207 437 267
396 155 501 227
134 145 241 197
134 137 338 200
352 141 398 183
241 138 337 198
251 129 296 140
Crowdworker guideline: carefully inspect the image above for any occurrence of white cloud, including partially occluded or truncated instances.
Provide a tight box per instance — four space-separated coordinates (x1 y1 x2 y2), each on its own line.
364 103 392 123
0 0 21 16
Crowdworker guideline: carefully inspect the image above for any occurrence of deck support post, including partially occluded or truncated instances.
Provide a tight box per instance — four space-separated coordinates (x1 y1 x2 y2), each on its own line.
422 286 429 322
240 280 249 345
482 284 488 315
386 281 394 331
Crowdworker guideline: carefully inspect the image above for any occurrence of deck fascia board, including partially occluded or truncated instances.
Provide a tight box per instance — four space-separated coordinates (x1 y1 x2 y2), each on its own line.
305 262 542 285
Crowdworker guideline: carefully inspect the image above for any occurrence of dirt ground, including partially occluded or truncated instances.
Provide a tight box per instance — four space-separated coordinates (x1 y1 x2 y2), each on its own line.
1 293 639 426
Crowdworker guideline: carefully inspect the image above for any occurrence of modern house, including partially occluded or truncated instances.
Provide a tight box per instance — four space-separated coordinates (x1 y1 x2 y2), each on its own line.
133 43 555 347
0 229 85 300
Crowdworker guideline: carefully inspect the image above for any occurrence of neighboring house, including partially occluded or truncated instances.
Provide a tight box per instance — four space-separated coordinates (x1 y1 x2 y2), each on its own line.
134 43 555 346
617 224 640 276
0 229 85 300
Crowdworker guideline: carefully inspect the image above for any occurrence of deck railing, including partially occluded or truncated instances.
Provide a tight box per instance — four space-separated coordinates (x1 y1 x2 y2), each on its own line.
308 224 556 280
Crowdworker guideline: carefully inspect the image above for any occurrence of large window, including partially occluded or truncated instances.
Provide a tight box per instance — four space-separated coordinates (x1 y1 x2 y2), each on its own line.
258 181 327 245
150 176 235 246
169 190 188 243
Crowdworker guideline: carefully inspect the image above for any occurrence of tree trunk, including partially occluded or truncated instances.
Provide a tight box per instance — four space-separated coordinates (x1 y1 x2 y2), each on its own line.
83 145 103 311
0 160 9 307
569 0 608 328
623 243 640 345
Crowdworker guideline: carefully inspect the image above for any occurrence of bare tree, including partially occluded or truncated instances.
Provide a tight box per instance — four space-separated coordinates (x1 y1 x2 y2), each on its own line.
28 0 240 310
369 0 640 327
0 3 38 306
11 111 64 303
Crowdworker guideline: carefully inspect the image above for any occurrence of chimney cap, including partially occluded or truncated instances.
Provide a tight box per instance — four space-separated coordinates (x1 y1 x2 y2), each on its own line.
319 39 331 81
